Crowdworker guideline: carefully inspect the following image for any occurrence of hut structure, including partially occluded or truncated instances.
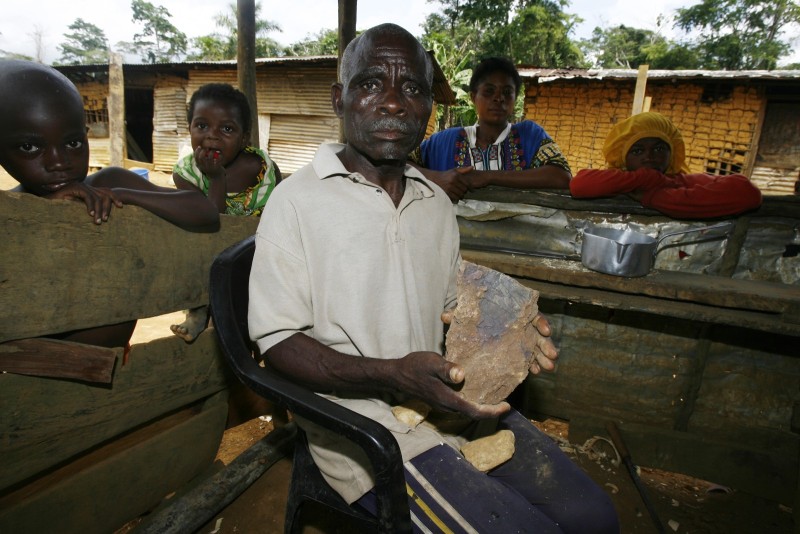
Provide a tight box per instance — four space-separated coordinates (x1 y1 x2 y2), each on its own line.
55 55 454 177
517 68 800 195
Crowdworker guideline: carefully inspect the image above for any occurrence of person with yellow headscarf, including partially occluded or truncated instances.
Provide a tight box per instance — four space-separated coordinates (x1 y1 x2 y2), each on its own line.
570 112 762 218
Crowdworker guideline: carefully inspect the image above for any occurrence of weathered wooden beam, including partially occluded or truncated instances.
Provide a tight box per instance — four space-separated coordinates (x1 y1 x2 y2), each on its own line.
134 422 296 534
337 0 357 143
108 52 125 166
0 191 258 343
631 64 649 116
0 331 228 489
0 393 227 534
513 277 797 336
237 0 259 148
0 338 119 383
462 249 800 320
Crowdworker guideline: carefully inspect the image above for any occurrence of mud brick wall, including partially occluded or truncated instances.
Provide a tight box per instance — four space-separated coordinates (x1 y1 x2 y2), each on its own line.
523 79 763 176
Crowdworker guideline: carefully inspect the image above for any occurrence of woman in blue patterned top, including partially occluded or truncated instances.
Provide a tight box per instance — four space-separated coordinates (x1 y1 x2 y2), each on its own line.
417 57 571 202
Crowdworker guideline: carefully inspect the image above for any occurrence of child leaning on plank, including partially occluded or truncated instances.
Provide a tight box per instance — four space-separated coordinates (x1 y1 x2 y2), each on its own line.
0 59 219 354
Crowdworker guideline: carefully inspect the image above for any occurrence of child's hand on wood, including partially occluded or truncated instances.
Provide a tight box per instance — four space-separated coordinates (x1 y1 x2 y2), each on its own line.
194 145 226 181
47 182 123 224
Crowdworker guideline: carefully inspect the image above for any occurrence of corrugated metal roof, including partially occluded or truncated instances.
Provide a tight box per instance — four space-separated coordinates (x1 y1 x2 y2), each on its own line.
55 52 456 104
518 67 800 83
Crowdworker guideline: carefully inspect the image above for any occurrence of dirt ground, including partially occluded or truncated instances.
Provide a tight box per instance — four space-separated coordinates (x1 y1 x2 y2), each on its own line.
125 313 795 534
201 416 794 534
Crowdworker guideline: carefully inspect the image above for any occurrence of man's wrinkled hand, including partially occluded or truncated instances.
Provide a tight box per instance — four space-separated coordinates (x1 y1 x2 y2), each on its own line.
528 313 558 374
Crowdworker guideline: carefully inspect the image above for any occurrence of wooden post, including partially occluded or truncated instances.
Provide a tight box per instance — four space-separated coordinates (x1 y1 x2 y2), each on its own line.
108 52 125 167
237 0 259 148
337 0 357 143
631 64 649 116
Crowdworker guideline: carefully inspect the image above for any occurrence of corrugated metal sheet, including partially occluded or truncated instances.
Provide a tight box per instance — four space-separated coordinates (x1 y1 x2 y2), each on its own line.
518 68 800 83
257 67 338 116
187 68 337 117
751 166 798 194
267 114 340 175
88 138 110 169
152 76 188 171
186 71 237 103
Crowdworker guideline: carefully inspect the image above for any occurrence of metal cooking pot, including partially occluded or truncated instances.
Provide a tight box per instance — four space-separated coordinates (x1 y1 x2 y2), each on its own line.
580 222 732 277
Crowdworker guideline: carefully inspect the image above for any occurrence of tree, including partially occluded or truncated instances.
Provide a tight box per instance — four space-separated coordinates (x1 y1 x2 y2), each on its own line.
118 0 187 63
421 0 586 128
581 23 701 69
57 19 109 65
29 25 47 63
425 0 585 67
283 29 339 56
674 0 800 69
186 2 282 60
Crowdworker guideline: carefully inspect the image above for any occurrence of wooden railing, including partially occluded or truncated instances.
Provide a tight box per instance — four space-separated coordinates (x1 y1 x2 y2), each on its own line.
0 191 258 533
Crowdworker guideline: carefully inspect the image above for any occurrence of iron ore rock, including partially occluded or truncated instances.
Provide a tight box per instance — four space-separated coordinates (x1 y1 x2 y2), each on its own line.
445 261 540 405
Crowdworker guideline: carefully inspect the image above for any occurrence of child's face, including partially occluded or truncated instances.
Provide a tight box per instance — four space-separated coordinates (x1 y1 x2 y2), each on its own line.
189 98 248 166
0 96 89 196
625 137 671 173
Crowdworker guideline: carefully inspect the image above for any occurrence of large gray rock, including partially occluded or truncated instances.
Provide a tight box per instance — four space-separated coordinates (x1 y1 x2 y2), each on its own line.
445 261 540 405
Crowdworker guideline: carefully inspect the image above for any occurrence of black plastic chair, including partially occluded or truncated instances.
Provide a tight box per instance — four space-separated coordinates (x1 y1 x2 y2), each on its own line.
209 236 412 534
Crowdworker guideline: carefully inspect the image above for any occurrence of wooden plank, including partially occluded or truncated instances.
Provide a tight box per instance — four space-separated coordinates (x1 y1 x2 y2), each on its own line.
461 249 800 317
0 192 259 342
0 338 118 383
518 278 797 336
0 392 227 534
109 52 125 166
134 423 295 534
0 331 228 489
237 0 259 148
631 64 649 115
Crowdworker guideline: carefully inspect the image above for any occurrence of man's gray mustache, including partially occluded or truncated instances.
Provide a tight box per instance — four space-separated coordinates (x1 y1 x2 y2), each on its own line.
370 119 414 133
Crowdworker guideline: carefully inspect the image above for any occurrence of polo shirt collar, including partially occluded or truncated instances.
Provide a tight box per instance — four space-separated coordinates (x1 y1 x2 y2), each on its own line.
312 142 435 199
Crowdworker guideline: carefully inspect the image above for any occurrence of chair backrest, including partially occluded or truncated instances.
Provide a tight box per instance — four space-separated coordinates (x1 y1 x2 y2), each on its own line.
209 236 412 533
211 235 256 355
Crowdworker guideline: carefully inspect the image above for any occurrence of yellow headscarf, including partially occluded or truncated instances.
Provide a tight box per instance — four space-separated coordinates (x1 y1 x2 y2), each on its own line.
602 112 688 174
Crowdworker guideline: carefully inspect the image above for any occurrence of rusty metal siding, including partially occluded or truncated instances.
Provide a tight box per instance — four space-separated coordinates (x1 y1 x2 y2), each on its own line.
152 76 188 172
267 114 340 175
186 67 337 117
256 67 338 117
186 71 237 102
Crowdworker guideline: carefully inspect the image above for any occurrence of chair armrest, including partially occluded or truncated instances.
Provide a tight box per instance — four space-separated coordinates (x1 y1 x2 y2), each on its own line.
209 237 411 531
217 331 410 530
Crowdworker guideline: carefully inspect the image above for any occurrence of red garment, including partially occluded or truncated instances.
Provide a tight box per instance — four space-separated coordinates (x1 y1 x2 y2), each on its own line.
570 168 762 218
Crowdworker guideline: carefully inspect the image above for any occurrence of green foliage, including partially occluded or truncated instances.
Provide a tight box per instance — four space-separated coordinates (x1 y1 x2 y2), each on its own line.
282 29 340 56
56 18 109 65
426 0 585 67
674 0 800 69
421 0 587 127
582 24 701 69
424 34 477 128
119 0 188 63
186 2 282 60
490 2 585 66
187 35 230 61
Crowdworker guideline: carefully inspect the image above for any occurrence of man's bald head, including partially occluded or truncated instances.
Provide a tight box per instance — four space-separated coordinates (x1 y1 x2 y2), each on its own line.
339 24 433 91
